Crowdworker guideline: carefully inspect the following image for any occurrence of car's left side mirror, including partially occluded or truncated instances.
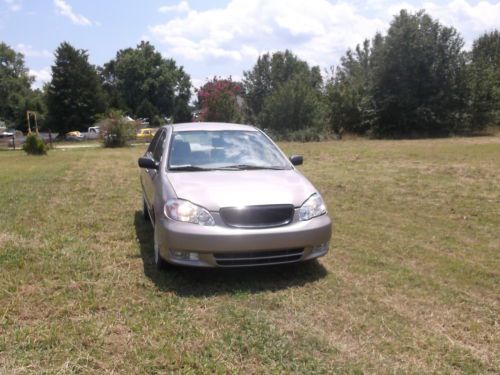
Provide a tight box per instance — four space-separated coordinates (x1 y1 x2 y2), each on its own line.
289 155 303 166
138 156 159 170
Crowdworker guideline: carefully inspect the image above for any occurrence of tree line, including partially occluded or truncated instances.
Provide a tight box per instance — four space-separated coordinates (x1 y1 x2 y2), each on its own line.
1 10 498 139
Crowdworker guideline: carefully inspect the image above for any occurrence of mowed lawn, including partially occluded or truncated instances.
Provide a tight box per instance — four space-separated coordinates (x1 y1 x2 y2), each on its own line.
0 137 499 374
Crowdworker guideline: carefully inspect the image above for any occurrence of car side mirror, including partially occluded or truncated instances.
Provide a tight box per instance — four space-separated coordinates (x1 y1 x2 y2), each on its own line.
138 157 159 170
289 155 303 166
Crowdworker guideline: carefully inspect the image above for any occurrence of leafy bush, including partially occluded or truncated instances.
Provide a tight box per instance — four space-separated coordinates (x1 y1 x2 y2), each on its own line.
100 110 137 148
22 134 47 155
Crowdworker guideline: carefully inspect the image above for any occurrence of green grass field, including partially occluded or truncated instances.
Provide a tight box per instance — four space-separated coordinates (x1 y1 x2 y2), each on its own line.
1 137 499 374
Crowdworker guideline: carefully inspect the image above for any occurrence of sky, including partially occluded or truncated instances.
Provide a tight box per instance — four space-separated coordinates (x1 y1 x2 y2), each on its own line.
1 0 499 90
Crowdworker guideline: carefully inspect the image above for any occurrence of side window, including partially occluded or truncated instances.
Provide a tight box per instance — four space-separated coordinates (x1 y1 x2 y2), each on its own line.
147 130 162 155
153 130 167 162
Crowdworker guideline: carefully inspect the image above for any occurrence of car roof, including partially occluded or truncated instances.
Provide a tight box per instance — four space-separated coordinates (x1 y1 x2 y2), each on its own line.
168 122 258 132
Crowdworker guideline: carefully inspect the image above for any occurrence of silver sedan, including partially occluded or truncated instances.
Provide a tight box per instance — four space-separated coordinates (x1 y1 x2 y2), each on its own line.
138 122 332 268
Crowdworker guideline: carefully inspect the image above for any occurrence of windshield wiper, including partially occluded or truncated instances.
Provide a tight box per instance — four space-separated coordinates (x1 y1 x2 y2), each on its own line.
217 164 286 170
169 165 212 171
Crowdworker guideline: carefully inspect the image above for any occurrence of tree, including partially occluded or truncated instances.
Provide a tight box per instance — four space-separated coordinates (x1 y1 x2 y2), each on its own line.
326 38 378 136
259 75 324 133
371 10 468 136
197 77 243 123
242 54 272 118
136 98 159 122
46 42 105 134
469 30 500 129
0 42 34 128
101 41 192 123
327 10 470 137
243 50 324 132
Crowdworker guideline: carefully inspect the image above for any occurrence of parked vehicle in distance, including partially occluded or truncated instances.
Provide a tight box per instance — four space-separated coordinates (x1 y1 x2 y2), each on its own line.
0 128 16 138
136 128 157 141
138 122 332 269
65 131 84 141
86 126 101 140
87 126 101 136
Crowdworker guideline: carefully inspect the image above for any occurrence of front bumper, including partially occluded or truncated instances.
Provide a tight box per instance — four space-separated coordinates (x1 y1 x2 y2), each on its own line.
156 211 332 267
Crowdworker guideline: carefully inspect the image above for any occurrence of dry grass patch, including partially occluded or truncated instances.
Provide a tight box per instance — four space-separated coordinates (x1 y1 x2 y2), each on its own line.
1 136 499 374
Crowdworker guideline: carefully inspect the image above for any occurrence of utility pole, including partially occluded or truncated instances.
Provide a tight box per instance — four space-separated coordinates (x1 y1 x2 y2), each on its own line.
48 129 53 149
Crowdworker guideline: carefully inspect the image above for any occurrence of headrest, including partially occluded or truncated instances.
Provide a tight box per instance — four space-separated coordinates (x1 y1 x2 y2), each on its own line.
172 140 191 154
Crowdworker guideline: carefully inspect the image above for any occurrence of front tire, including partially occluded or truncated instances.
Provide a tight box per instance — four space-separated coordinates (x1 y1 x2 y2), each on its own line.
153 219 167 270
142 197 150 221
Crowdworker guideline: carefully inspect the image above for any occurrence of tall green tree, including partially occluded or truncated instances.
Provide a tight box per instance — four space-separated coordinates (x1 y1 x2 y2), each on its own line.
243 50 324 131
46 42 105 134
326 38 378 135
0 42 33 128
259 75 324 132
372 10 468 136
469 30 500 129
101 41 192 123
328 10 470 137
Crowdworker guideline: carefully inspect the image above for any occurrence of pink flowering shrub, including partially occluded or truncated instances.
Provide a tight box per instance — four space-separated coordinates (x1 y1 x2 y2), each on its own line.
196 76 243 123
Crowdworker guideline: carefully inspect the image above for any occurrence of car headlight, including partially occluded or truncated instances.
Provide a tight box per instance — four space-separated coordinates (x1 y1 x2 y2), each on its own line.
299 193 327 221
165 199 215 226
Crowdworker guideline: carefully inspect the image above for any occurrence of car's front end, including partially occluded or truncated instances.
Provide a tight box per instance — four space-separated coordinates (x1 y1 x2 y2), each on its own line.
139 123 333 268
155 195 332 267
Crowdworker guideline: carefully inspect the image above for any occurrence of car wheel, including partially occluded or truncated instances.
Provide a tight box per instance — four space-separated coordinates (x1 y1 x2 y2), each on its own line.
142 197 150 221
153 219 167 270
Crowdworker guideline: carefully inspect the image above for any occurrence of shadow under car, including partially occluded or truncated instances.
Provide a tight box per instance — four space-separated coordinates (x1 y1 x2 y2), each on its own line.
133 211 328 297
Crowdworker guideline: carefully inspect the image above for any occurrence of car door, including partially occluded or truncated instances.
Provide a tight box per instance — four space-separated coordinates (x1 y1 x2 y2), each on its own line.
141 129 161 210
143 129 167 216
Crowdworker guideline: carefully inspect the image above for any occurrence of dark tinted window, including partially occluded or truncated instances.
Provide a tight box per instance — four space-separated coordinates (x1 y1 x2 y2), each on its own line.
153 129 167 161
147 130 162 154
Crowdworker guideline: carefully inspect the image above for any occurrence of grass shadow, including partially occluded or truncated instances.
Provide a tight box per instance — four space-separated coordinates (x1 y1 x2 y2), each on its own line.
134 211 328 297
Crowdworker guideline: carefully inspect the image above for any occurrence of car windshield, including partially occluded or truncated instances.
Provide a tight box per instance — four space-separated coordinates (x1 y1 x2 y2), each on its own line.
167 130 291 171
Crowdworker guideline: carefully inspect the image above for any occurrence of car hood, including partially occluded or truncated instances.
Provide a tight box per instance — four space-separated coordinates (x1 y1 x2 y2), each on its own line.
167 169 317 211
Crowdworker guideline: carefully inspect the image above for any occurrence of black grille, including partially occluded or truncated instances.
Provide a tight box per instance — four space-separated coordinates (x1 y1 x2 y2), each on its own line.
214 248 304 267
220 204 294 228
